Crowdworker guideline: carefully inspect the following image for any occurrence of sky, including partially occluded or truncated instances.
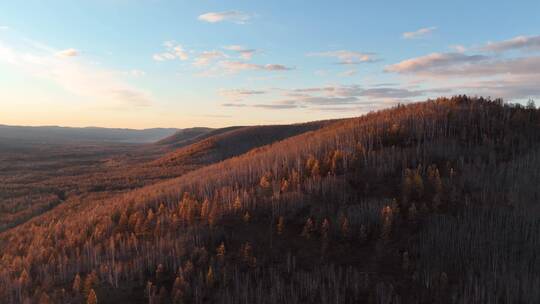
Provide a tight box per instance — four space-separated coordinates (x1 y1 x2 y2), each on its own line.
1 0 539 129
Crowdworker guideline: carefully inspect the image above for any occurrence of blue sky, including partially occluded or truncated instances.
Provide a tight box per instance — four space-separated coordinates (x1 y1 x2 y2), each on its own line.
1 0 539 128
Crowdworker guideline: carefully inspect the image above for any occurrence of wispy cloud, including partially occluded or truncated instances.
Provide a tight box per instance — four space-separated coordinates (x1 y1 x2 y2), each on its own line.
450 45 467 53
220 84 424 111
384 52 488 74
124 69 146 77
202 61 293 76
308 50 378 64
56 48 79 57
385 35 540 100
223 101 300 110
198 11 253 24
402 26 437 39
153 41 189 61
220 89 266 100
222 103 248 107
223 45 257 60
482 35 540 52
0 38 153 108
0 26 9 31
193 50 226 67
385 52 540 77
339 69 357 77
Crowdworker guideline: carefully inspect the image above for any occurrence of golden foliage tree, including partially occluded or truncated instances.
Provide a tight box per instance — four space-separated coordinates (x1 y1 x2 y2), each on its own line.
87 289 97 304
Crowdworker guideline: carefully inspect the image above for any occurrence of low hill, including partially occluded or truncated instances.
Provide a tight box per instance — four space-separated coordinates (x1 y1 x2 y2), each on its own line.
154 127 216 147
153 121 335 167
1 96 539 304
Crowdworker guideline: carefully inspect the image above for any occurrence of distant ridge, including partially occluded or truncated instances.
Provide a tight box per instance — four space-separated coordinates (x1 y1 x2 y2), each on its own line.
0 124 180 144
153 121 337 167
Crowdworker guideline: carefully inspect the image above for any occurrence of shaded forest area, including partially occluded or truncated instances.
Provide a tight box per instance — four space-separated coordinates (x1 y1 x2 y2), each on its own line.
1 96 539 303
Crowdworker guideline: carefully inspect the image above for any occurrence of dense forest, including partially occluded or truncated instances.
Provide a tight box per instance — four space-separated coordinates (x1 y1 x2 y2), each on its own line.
1 96 539 303
0 121 330 232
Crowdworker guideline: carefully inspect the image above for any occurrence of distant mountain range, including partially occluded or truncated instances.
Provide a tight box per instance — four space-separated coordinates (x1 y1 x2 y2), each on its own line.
0 124 181 144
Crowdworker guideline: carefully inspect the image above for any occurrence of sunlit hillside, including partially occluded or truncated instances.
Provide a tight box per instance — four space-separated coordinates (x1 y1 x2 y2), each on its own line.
1 96 539 303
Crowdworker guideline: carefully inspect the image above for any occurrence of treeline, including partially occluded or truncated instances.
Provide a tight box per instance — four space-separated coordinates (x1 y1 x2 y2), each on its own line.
1 96 539 303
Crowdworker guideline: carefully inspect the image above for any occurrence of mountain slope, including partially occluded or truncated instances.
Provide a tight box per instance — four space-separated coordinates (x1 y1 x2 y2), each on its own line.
155 127 240 148
1 96 539 303
153 121 335 167
0 122 332 232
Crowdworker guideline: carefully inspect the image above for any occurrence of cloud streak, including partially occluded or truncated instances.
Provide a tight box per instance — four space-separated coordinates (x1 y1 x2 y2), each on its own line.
209 61 293 75
220 89 266 100
221 85 424 112
402 27 437 39
223 45 257 60
56 48 79 57
198 11 252 24
308 50 378 65
384 52 488 74
385 35 540 101
482 35 540 52
193 50 226 67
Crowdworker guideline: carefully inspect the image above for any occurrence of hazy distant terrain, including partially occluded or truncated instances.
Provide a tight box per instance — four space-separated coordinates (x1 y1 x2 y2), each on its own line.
0 124 180 145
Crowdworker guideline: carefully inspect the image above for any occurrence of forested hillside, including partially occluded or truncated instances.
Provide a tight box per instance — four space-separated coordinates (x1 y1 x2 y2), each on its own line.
1 96 539 303
0 121 330 232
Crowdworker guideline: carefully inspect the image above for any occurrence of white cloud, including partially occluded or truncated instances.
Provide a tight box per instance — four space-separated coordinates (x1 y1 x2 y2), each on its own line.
202 61 292 76
402 27 437 39
0 39 152 108
450 45 467 53
153 53 175 61
193 50 226 67
308 50 378 64
384 52 488 74
264 64 291 71
153 42 188 61
385 35 540 101
219 84 424 112
339 69 357 77
434 75 540 100
125 69 146 77
386 52 540 78
223 45 257 60
273 85 421 109
56 48 79 57
0 26 9 31
219 89 266 100
198 11 252 24
223 101 300 110
195 60 292 77
173 45 189 60
482 35 540 52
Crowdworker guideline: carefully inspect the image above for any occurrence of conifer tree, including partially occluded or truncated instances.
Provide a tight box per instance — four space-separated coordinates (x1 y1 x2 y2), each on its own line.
321 218 330 240
243 211 251 223
87 289 97 304
206 266 214 286
277 216 285 235
72 273 81 294
302 218 315 239
341 216 350 239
